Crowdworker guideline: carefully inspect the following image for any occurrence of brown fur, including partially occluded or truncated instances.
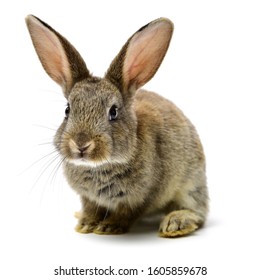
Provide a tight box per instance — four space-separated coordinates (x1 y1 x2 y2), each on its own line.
26 15 209 237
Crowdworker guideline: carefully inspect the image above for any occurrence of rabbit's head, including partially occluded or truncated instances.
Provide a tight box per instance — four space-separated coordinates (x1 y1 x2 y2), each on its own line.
26 15 173 167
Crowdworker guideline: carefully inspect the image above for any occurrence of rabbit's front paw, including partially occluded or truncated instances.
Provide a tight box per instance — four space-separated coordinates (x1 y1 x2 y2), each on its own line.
159 210 202 238
74 212 99 234
75 219 98 234
93 222 128 235
74 211 129 235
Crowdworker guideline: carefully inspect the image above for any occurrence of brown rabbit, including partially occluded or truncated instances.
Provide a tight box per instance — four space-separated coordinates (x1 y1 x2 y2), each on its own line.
26 15 208 237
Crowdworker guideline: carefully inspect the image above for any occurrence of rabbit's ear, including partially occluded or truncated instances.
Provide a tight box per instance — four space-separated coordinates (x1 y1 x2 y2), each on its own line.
26 15 89 97
106 18 173 95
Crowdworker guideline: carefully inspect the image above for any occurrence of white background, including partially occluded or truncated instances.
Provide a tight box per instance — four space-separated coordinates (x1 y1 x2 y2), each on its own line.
1 0 260 279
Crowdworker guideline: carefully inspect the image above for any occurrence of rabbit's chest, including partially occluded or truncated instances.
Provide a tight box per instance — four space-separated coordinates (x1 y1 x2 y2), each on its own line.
65 165 130 208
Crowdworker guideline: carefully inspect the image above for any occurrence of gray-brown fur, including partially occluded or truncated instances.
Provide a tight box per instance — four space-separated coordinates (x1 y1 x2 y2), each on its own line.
26 15 209 237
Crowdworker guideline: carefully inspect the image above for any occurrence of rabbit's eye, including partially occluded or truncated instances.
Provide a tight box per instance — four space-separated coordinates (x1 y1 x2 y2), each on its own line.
65 104 70 119
109 105 118 121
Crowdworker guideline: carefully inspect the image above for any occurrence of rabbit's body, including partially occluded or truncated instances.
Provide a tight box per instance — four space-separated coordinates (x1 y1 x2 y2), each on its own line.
65 88 206 213
26 15 208 237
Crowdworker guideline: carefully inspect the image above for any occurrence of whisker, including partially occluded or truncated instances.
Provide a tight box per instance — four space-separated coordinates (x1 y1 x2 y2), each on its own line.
38 142 54 146
32 124 57 132
19 148 59 175
49 155 67 187
30 151 61 193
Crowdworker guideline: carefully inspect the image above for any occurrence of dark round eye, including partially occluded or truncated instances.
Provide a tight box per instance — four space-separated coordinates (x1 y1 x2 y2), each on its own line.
65 104 70 119
109 105 118 121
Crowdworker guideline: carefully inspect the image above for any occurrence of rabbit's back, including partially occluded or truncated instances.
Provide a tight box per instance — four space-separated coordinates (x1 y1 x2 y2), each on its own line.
135 89 205 169
134 89 206 214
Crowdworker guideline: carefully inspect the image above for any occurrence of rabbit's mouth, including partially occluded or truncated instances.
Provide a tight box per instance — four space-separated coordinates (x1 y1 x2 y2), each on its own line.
67 144 110 168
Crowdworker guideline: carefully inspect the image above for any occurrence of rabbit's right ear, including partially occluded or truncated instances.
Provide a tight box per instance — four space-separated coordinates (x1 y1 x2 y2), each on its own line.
106 18 173 98
25 15 90 97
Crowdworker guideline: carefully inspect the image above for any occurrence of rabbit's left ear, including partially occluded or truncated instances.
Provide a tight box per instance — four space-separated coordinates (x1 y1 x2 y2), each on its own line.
25 15 90 97
106 18 173 94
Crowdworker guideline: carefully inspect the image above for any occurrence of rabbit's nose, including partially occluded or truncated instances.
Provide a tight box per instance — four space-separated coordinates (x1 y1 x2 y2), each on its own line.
68 137 95 158
78 145 89 157
77 141 95 157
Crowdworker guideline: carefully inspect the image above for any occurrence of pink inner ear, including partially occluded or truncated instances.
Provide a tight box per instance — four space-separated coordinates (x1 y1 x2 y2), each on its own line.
27 16 72 91
123 20 173 90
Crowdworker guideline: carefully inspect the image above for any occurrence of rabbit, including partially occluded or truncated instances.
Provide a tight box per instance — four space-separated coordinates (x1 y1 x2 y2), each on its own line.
25 15 208 238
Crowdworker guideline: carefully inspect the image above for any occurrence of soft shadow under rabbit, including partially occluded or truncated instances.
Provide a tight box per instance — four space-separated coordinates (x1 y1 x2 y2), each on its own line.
26 15 208 237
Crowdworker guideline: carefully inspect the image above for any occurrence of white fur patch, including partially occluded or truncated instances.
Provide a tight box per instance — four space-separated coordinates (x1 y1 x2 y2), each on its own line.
68 156 128 169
